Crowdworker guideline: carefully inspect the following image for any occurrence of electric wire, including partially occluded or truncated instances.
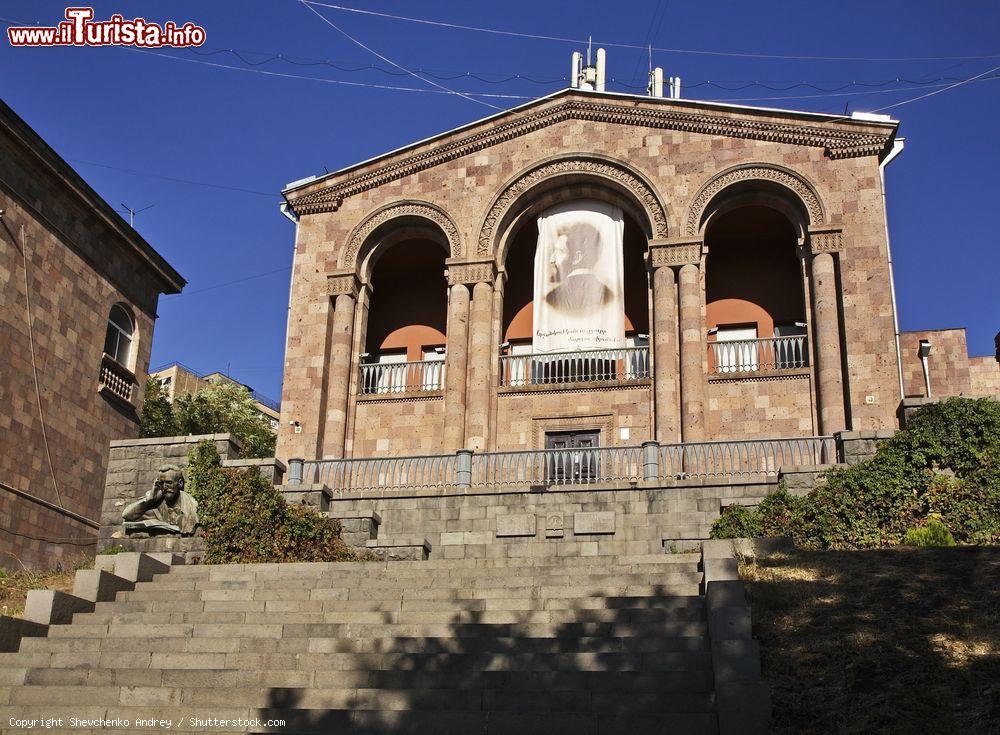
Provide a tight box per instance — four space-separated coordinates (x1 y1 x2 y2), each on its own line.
301 2 1000 63
296 0 503 110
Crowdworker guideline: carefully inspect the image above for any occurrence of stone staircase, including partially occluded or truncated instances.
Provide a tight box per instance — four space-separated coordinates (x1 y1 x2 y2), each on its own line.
0 552 766 734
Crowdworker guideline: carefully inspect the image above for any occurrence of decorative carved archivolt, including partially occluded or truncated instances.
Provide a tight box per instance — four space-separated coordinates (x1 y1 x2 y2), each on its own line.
286 95 893 215
808 227 844 254
649 238 703 268
342 201 462 269
478 157 668 256
686 164 826 236
446 259 496 286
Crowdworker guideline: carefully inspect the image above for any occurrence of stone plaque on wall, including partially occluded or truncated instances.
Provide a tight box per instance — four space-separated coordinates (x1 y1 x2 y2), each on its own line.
545 514 564 539
496 514 537 538
574 511 616 535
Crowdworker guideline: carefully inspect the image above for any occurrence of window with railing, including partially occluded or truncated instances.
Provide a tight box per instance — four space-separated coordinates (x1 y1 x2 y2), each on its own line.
499 345 650 388
99 353 135 403
359 358 446 395
709 335 808 374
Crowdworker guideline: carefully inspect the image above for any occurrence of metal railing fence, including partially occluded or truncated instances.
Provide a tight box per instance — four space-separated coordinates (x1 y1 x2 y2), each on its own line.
359 359 446 395
709 335 808 374
500 346 650 388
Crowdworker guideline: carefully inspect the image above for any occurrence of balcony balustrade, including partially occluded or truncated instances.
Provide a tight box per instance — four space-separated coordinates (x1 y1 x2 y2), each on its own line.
292 436 836 492
499 346 650 388
359 359 445 395
708 335 808 375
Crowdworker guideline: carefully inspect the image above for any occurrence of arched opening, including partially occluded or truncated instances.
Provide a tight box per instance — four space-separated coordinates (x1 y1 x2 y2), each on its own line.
361 237 447 393
705 205 807 373
500 200 650 386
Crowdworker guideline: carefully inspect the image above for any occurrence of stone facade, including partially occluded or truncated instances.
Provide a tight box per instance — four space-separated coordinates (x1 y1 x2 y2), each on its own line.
0 100 183 570
276 89 909 463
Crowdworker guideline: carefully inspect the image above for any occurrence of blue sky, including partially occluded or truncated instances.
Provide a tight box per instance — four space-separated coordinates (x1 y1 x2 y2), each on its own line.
3 0 998 402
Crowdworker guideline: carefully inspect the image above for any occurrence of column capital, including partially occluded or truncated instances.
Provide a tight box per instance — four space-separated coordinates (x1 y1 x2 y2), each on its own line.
648 237 703 269
807 226 844 255
445 258 496 286
326 271 361 299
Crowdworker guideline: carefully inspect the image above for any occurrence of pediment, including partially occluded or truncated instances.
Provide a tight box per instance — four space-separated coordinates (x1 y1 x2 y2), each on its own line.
285 90 896 216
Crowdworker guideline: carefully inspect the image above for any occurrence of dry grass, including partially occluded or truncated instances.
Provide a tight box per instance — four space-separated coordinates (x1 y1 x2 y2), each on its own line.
0 556 91 618
741 546 1000 735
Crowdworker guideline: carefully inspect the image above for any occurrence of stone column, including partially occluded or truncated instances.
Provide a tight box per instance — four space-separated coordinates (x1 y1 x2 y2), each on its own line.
648 242 681 444
465 279 494 450
809 234 847 434
446 260 497 451
678 262 706 442
443 282 471 451
321 273 360 458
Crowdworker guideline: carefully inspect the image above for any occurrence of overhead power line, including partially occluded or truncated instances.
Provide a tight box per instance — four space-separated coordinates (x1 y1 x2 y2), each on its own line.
296 0 502 110
140 50 534 100
301 2 1000 63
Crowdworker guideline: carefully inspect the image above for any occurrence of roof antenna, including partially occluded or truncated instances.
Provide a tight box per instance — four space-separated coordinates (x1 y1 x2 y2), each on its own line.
120 202 154 228
587 36 592 66
648 44 652 76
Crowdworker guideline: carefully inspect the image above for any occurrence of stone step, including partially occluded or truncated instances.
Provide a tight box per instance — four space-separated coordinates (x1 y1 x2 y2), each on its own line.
14 666 715 692
138 570 703 590
0 707 719 735
84 593 706 616
118 583 703 604
162 554 699 576
21 632 709 657
6 683 715 713
0 648 712 673
71 600 707 625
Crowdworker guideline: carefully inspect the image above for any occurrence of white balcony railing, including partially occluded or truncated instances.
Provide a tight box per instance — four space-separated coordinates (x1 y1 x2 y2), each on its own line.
709 335 808 375
359 359 445 395
500 346 650 388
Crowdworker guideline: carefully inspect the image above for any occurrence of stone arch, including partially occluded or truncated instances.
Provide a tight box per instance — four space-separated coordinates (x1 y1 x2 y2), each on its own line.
477 154 669 260
686 163 826 237
341 200 462 270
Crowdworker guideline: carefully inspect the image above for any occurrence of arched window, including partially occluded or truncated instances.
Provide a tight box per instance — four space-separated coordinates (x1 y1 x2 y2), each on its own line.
104 304 134 366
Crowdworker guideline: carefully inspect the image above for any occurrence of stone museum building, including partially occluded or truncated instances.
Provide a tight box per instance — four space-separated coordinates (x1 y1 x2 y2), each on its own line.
276 81 997 471
0 99 184 570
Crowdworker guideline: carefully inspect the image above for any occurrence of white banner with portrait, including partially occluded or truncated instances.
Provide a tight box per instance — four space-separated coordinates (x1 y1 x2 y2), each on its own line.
532 200 626 354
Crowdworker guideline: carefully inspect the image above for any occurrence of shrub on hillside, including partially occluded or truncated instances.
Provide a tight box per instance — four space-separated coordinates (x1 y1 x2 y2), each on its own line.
140 379 276 458
187 441 356 564
711 397 1000 549
902 518 956 547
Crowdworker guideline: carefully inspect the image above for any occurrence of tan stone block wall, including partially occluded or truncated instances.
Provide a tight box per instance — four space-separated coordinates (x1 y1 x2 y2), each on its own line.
706 373 816 439
277 94 903 458
494 385 653 450
969 356 1000 397
350 396 446 456
0 136 163 570
899 329 973 398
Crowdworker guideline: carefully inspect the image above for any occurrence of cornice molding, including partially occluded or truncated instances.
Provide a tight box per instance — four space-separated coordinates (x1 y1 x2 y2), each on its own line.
686 163 826 236
286 98 892 215
808 226 844 254
326 272 361 299
478 156 669 256
649 237 703 268
445 258 496 286
342 200 462 269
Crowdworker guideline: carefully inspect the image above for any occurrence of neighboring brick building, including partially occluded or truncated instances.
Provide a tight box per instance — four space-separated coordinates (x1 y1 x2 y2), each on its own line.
150 361 280 427
273 81 992 465
0 99 183 570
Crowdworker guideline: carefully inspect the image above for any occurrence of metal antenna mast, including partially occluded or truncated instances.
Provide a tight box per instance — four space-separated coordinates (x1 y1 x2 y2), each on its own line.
120 202 155 227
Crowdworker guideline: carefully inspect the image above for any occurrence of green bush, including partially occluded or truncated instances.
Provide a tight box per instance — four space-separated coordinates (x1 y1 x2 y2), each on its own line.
140 379 277 458
710 504 762 539
902 518 956 547
711 397 1000 549
187 441 356 564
